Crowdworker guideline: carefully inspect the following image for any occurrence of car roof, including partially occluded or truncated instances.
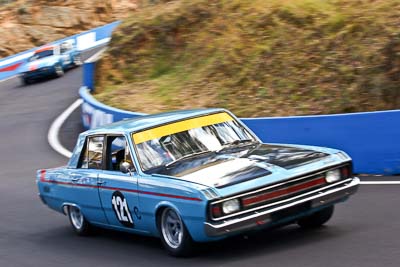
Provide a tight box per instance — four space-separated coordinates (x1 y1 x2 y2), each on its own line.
84 108 228 136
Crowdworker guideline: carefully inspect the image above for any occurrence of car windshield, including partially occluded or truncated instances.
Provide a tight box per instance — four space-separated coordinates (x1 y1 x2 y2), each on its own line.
133 112 257 172
29 50 54 62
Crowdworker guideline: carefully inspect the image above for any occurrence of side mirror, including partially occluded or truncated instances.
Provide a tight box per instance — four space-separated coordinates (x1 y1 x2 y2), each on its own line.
120 162 133 175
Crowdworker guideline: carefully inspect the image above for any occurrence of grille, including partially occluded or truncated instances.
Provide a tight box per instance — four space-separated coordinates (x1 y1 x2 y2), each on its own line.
240 174 327 210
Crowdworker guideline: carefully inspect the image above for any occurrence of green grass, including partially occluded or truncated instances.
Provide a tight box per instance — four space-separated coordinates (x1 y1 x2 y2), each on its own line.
94 0 400 117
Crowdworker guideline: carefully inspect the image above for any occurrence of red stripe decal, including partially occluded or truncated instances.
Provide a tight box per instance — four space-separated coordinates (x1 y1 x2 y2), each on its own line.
242 177 326 206
0 62 23 72
40 179 202 202
43 179 98 189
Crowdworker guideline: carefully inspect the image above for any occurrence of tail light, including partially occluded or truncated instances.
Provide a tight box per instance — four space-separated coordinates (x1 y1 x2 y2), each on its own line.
40 169 46 181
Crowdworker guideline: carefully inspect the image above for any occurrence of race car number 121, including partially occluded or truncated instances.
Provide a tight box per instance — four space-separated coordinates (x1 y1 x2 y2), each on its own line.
111 191 134 228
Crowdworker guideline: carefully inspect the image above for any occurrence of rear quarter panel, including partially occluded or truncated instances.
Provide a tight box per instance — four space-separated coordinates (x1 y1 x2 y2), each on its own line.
37 168 70 214
36 168 102 223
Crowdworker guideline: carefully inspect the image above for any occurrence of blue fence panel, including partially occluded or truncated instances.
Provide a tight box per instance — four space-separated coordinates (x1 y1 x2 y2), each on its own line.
83 62 96 90
95 21 121 41
242 111 400 175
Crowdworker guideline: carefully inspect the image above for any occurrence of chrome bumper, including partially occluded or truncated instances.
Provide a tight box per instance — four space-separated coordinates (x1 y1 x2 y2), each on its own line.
204 177 360 237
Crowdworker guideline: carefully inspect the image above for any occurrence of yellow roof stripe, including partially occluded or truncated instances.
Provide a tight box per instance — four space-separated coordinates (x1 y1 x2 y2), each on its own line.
132 112 233 144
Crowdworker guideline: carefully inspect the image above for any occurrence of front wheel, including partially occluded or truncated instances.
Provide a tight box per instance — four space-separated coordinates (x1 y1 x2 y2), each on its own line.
298 205 334 229
159 208 194 257
21 77 31 85
67 206 92 236
72 54 82 66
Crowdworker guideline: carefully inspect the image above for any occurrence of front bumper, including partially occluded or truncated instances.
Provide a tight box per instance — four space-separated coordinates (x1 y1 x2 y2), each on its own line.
22 67 55 79
204 177 360 237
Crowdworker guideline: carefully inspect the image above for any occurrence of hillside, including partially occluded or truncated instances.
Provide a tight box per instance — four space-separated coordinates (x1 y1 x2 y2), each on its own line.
94 0 400 117
0 0 138 58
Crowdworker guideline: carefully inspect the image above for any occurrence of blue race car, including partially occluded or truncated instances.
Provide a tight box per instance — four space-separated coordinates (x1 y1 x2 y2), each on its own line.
37 108 359 256
19 40 82 85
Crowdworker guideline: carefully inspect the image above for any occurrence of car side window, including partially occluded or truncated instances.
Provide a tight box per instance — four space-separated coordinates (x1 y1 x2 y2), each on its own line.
79 136 104 169
106 136 135 172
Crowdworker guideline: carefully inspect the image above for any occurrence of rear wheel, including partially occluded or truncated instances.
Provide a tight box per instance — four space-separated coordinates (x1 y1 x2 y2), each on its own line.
159 208 194 257
67 206 92 236
298 205 334 229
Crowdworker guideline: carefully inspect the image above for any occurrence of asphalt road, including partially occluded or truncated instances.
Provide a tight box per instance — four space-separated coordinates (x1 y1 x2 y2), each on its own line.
0 51 399 267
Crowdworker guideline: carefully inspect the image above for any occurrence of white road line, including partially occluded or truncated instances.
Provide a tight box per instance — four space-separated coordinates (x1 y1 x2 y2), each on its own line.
48 99 83 158
360 181 400 185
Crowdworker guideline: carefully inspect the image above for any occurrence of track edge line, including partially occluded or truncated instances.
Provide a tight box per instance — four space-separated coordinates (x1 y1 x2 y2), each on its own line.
48 99 83 158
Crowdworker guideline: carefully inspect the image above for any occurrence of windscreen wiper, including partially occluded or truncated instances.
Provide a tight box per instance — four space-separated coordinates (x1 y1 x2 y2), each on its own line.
216 139 258 153
165 150 214 168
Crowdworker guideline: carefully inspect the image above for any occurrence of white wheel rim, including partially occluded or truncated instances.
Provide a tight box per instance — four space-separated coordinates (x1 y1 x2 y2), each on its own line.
55 65 63 76
161 209 183 249
69 206 83 230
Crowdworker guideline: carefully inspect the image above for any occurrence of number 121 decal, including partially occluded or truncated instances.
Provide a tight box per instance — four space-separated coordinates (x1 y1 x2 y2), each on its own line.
111 191 134 228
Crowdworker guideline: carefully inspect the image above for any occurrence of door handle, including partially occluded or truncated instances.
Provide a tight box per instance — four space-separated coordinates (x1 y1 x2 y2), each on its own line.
71 177 79 182
97 180 106 185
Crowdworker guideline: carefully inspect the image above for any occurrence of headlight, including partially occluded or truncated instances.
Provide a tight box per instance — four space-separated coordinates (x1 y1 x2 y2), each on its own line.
222 199 240 214
325 169 341 183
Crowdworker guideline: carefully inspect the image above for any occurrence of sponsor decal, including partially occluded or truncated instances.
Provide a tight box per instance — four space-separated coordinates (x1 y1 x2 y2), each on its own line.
111 191 134 228
82 102 113 129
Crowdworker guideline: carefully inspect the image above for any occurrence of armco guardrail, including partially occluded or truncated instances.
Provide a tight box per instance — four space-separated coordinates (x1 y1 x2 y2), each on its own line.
0 21 120 81
80 86 145 129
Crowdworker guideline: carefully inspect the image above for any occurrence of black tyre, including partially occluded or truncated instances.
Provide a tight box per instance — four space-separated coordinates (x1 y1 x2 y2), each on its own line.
159 208 194 257
21 77 31 85
54 64 64 77
67 206 92 236
298 205 335 229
